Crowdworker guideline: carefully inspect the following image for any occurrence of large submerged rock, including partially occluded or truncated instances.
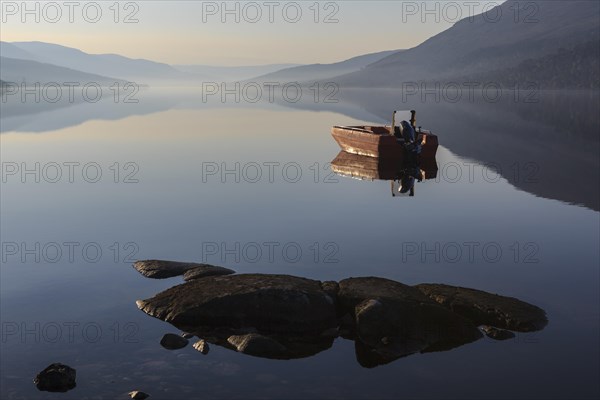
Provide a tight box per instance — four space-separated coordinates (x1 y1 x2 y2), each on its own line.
415 284 548 332
183 265 235 281
338 277 483 366
133 264 548 367
227 333 287 358
481 325 516 340
223 332 334 360
133 260 232 279
136 274 338 335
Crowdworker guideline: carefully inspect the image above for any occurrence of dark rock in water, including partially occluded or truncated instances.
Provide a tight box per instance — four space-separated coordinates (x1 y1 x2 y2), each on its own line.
338 313 356 339
134 266 548 367
193 339 210 354
137 274 338 335
320 281 339 302
339 277 482 358
33 363 76 392
481 325 516 340
183 265 235 281
415 284 548 332
354 299 385 343
227 333 287 358
223 333 333 360
133 260 224 279
320 327 339 338
160 333 189 350
354 338 416 369
221 332 335 360
129 391 150 399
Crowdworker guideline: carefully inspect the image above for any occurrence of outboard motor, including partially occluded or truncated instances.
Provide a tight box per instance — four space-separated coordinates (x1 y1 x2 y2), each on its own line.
400 120 415 143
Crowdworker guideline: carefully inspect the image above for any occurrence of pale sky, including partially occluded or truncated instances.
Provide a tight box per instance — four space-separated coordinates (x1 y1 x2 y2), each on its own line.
1 1 505 65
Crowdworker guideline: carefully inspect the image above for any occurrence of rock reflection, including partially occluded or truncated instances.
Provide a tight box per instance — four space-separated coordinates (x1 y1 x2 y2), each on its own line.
134 261 547 368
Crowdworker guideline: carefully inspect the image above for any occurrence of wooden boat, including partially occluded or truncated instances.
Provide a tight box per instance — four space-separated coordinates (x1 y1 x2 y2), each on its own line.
331 110 438 159
330 151 438 181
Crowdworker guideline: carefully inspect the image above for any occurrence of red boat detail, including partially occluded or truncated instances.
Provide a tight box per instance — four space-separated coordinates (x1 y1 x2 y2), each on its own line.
331 125 439 159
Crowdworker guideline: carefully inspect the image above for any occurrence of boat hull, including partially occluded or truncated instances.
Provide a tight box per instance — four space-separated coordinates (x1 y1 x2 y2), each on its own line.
331 126 438 159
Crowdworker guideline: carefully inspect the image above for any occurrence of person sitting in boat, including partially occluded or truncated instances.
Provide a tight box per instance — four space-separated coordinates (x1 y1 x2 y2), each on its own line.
400 120 422 154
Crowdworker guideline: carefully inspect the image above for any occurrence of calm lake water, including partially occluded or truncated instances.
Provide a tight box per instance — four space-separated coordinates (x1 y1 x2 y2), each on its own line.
1 88 599 399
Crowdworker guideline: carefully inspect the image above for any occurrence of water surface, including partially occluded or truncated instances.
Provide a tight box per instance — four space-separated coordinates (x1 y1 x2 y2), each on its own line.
1 89 598 399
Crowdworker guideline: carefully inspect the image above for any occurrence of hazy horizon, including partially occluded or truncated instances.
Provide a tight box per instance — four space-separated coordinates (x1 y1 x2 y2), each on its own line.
1 0 505 66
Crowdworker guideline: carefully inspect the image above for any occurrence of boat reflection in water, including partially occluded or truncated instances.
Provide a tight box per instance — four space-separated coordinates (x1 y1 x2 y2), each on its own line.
330 150 438 197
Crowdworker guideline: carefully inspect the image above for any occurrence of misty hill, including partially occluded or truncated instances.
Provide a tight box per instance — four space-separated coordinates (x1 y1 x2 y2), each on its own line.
2 42 302 84
251 50 400 82
456 39 600 89
1 41 203 84
334 0 600 87
174 64 302 82
0 42 37 60
0 57 125 86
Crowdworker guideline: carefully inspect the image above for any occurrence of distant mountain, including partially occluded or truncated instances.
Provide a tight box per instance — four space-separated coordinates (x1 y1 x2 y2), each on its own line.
2 42 304 84
1 41 203 84
333 0 600 87
0 57 124 86
174 64 302 82
0 42 398 88
0 42 37 60
250 50 400 82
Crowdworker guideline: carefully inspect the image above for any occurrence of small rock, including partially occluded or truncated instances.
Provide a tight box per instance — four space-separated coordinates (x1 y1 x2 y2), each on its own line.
227 333 287 358
183 265 235 281
133 260 224 279
129 391 150 399
193 339 210 354
481 325 516 340
33 363 76 392
160 333 188 350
